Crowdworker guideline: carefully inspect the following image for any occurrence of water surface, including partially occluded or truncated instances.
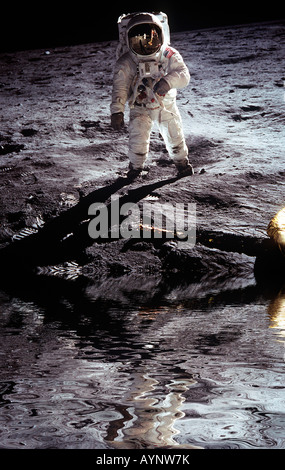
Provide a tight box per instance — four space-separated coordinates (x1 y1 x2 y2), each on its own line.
0 272 284 449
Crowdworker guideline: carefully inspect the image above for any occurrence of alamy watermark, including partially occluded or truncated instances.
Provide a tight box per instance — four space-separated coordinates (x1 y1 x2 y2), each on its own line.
88 195 196 248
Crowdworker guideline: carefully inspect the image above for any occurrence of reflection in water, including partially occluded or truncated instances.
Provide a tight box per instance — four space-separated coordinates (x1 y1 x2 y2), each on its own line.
268 286 285 340
105 372 199 449
0 273 285 449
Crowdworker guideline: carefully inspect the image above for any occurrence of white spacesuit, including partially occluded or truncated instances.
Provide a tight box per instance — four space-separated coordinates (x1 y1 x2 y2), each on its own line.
110 12 193 178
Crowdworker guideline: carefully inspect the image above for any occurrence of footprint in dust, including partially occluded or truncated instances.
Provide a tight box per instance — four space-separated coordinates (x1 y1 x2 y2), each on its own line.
20 172 37 184
21 128 38 137
0 143 25 155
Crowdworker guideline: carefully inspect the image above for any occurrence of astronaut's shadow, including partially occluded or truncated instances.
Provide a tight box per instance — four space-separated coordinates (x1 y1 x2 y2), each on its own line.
0 172 183 276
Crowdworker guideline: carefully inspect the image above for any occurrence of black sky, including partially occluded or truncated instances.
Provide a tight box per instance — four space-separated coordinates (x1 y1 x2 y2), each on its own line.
0 1 284 52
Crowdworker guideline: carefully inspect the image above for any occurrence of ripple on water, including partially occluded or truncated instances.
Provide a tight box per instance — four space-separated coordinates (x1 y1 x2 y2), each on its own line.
0 279 285 449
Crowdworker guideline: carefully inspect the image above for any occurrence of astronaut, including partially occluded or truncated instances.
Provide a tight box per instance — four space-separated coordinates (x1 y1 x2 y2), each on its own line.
110 12 193 178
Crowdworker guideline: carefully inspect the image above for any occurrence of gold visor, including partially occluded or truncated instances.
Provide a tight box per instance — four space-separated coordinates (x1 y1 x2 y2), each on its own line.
128 24 162 56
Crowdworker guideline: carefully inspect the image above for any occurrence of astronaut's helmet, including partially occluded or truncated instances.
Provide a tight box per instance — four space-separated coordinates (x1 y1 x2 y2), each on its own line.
128 22 163 56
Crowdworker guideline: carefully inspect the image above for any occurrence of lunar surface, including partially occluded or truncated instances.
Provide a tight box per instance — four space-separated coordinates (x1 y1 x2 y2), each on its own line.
0 21 284 254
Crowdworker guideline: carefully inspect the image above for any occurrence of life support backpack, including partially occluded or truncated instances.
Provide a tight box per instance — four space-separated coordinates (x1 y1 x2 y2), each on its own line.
116 11 170 60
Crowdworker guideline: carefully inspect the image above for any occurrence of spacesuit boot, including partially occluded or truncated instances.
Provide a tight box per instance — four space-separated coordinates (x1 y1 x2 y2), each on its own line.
175 160 194 176
127 162 143 179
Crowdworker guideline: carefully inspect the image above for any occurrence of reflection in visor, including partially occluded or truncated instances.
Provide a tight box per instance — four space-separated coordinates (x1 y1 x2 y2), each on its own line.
128 24 162 56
